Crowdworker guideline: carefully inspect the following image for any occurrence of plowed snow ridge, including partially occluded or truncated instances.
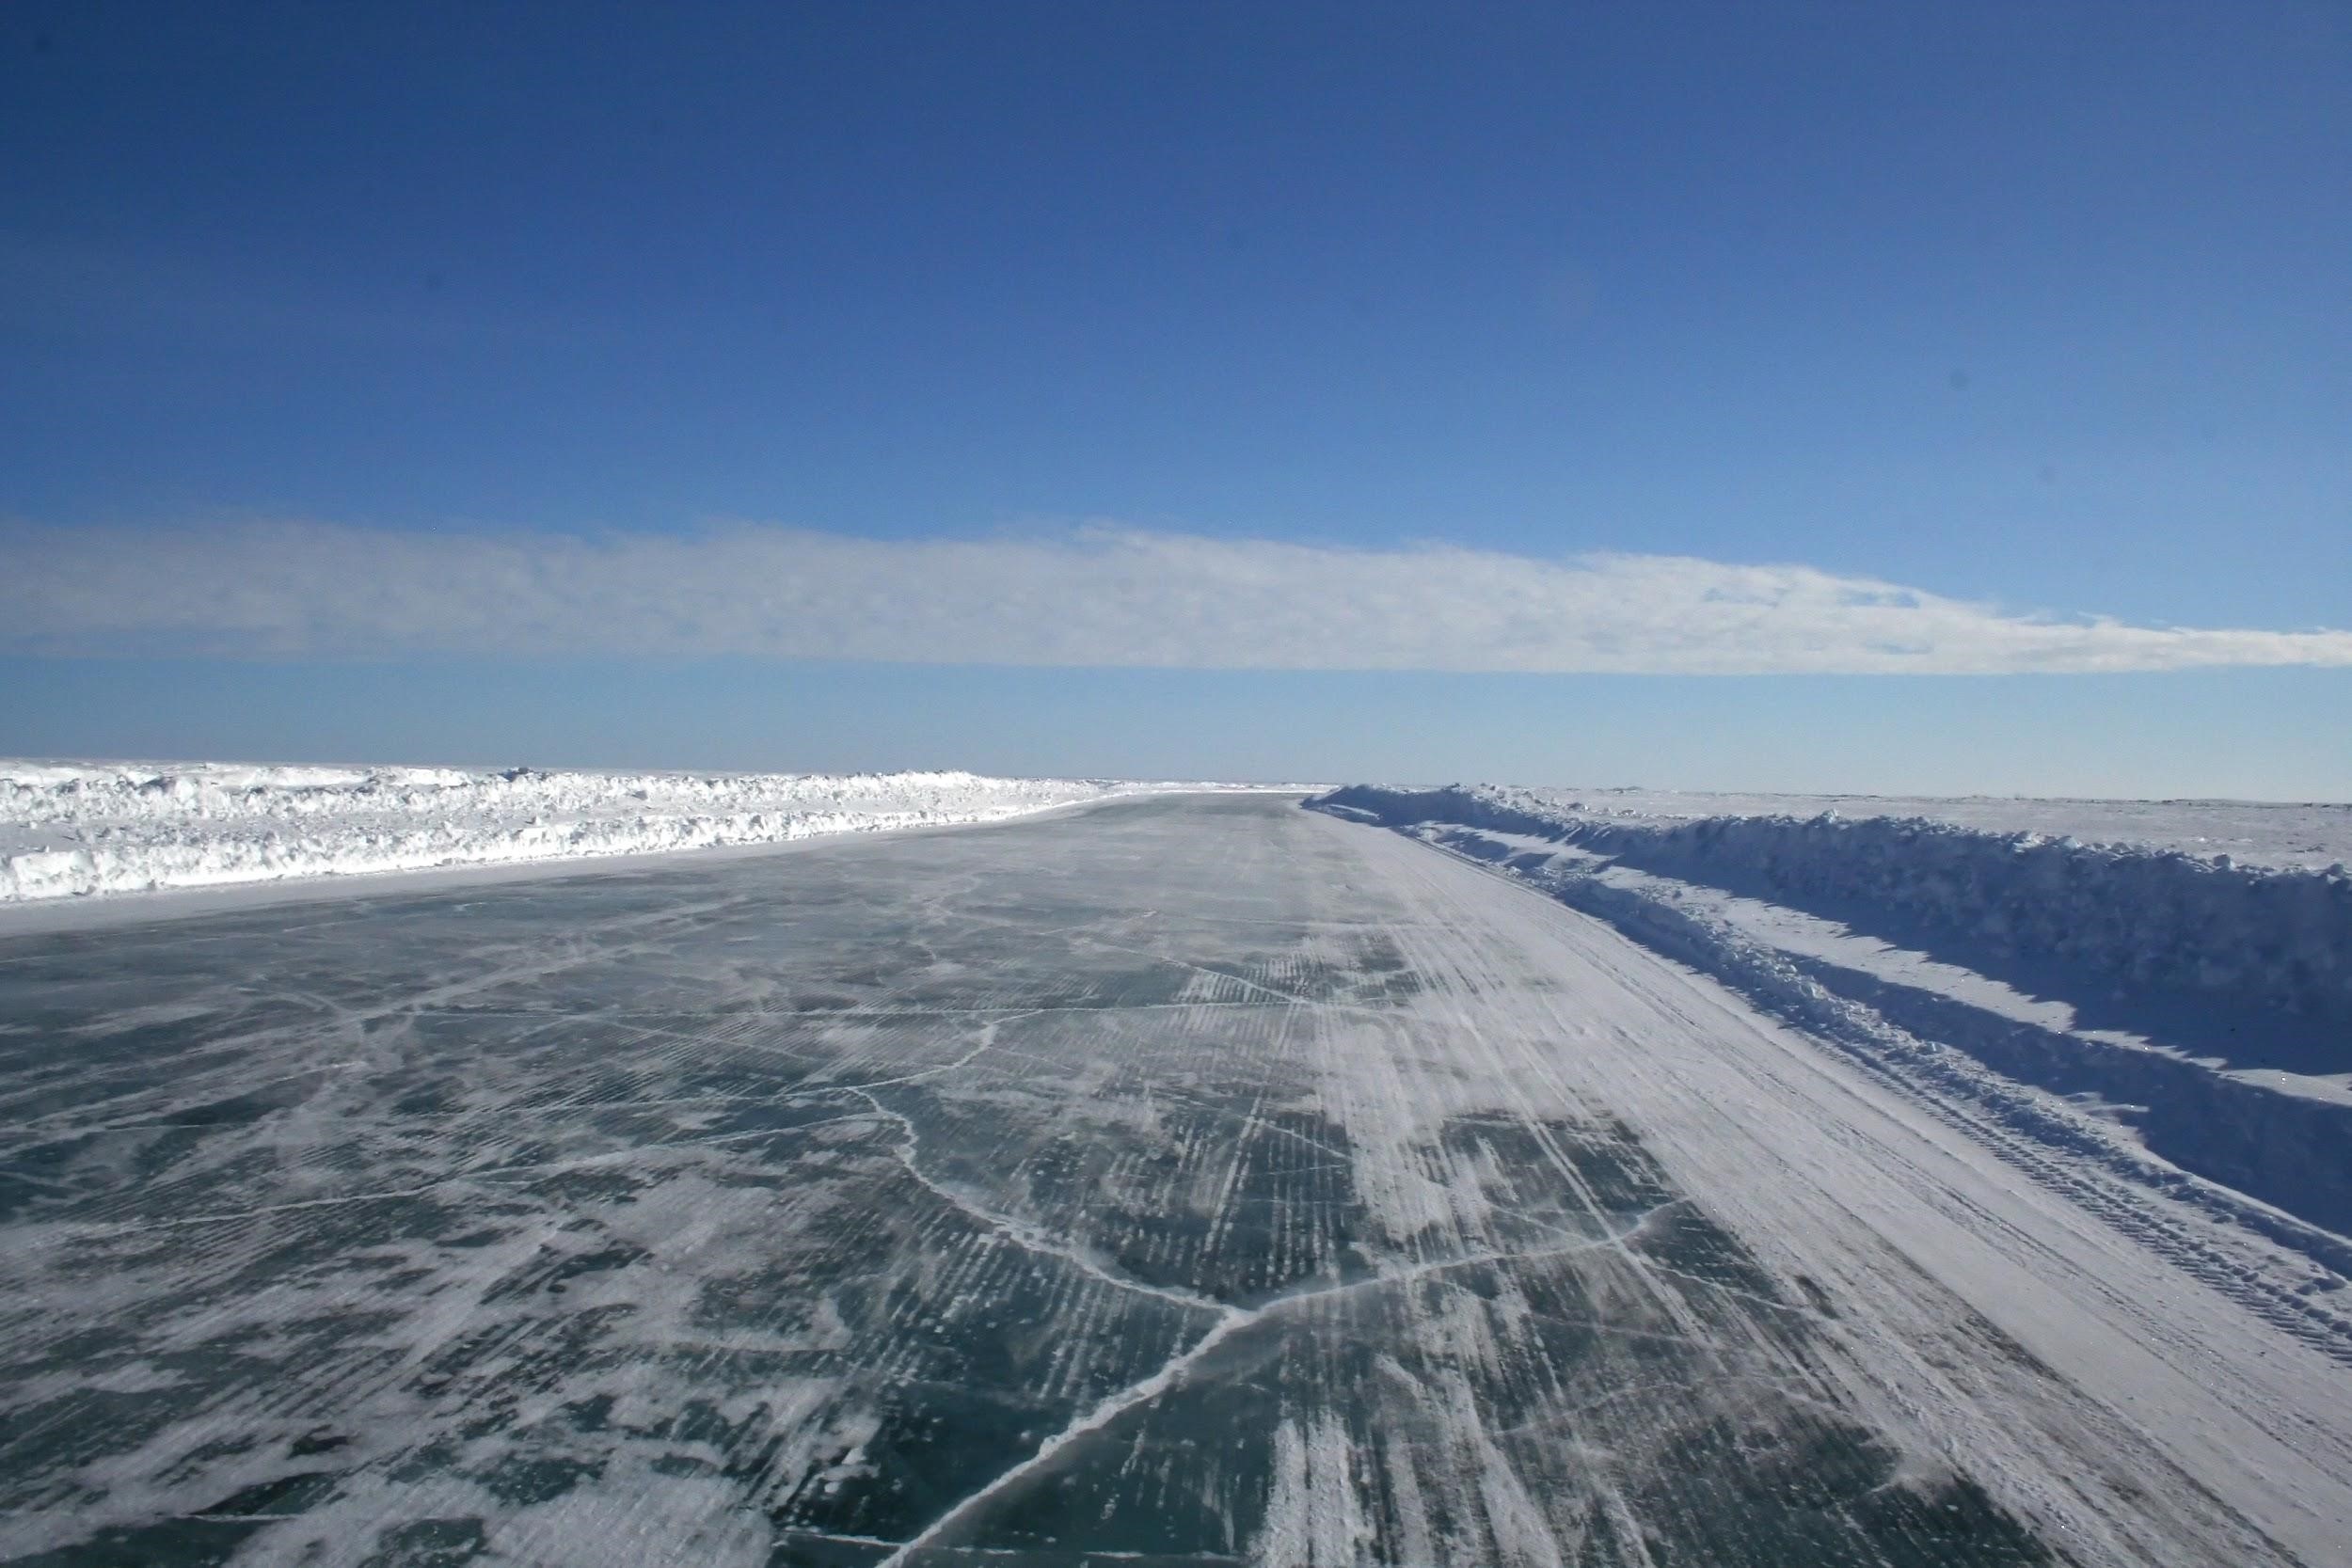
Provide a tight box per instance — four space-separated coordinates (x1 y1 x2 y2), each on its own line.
0 758 1225 902
1315 784 2352 1027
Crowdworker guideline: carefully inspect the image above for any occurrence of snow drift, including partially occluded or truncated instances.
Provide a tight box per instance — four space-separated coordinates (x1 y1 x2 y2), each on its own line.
1312 784 2352 1028
1446 786 2352 870
1311 783 2352 1278
0 760 1168 904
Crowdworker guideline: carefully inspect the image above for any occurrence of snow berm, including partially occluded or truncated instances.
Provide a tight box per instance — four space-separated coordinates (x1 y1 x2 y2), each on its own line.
0 760 1177 903
1312 784 2352 1027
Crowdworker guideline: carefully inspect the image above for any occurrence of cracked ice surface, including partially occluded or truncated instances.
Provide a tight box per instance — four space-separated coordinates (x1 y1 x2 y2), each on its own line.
0 795 2344 1565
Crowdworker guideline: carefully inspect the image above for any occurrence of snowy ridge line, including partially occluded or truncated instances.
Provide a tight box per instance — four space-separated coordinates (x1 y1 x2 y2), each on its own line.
1449 784 2352 870
1311 793 2352 1354
1311 783 2352 1027
1391 822 2352 1365
0 759 1234 903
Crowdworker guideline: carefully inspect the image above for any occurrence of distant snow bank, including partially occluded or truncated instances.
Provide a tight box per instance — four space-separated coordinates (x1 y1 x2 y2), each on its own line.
1482 786 2352 871
1313 783 2352 1273
0 760 1188 903
1313 784 2352 1026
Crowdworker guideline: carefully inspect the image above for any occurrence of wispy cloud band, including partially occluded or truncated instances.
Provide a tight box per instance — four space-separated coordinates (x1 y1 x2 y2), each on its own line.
8 519 2348 674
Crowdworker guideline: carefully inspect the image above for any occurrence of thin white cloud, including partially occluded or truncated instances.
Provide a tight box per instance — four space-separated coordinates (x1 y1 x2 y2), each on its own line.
7 519 2349 674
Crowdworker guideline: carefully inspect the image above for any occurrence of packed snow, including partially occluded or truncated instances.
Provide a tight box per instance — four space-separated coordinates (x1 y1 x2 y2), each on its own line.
0 758 1194 904
1313 784 2352 1029
1312 784 2352 1315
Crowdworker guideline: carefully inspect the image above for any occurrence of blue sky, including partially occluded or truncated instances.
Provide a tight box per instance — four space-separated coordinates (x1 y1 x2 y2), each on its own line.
4 2 2347 794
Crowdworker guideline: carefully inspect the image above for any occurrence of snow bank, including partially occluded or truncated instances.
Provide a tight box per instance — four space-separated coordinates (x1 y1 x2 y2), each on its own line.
1312 784 2352 1026
1487 787 2352 871
0 759 1173 904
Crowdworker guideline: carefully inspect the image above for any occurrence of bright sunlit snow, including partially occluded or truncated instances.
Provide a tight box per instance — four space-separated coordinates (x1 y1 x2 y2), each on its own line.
0 759 1217 903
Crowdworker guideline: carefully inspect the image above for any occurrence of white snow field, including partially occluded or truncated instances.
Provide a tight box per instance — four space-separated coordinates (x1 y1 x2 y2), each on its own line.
4 792 2350 1565
0 758 1195 904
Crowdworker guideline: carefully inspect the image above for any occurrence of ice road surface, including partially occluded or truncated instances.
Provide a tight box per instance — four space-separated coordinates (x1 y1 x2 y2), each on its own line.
2 794 2348 1566
0 759 1199 904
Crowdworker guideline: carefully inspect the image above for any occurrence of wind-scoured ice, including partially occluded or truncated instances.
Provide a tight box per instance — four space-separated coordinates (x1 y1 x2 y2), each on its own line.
3 795 2347 1565
0 759 1192 904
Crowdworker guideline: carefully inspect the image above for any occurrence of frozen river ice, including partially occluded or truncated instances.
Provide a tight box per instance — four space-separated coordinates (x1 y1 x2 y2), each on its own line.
1 795 2344 1566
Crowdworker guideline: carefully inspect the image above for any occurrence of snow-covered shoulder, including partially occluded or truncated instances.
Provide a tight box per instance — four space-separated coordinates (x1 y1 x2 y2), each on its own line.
1310 781 2352 1291
0 759 1237 904
1311 783 2352 1027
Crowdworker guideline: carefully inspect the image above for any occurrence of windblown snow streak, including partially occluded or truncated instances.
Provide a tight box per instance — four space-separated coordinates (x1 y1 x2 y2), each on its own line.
1314 785 2352 1323
0 759 1177 903
3 795 2346 1565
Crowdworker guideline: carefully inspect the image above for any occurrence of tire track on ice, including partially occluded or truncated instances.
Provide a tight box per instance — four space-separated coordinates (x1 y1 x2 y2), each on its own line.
1335 814 2344 1564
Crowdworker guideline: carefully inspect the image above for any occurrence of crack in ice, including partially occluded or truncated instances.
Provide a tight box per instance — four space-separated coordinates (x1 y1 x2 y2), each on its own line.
849 1086 1230 1319
874 1201 1679 1566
